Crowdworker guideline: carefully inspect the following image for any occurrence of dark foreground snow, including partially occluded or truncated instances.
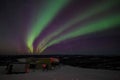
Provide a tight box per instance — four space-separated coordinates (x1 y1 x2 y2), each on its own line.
0 65 120 80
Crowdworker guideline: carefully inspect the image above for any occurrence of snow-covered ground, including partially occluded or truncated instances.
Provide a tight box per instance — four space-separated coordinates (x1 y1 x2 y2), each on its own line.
0 65 120 80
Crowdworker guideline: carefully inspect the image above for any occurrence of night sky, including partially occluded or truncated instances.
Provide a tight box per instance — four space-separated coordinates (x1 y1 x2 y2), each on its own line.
0 0 120 55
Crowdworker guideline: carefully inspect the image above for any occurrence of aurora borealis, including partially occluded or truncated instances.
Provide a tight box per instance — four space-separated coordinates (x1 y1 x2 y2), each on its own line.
26 0 69 53
40 15 120 53
0 0 120 55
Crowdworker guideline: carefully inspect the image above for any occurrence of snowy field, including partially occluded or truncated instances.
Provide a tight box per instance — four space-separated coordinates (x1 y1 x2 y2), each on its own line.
0 65 120 80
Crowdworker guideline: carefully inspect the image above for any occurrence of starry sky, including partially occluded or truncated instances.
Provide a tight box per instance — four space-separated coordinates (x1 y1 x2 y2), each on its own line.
0 0 120 55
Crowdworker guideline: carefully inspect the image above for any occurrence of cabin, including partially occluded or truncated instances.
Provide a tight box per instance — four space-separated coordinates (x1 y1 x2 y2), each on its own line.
5 57 60 74
27 57 60 70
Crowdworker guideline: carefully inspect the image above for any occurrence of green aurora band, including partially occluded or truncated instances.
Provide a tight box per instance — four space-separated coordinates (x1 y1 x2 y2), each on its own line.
39 15 120 53
37 0 120 53
26 0 69 53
